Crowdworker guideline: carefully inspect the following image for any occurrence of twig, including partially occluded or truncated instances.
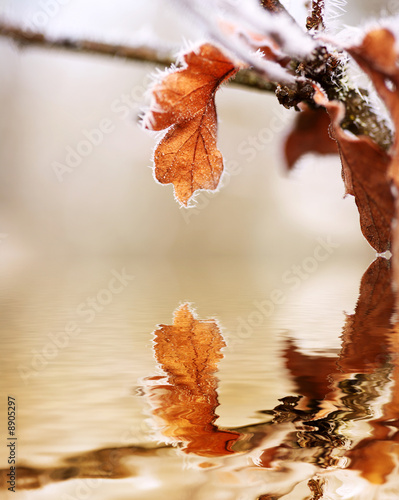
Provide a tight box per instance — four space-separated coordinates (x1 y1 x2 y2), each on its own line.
306 0 326 31
0 22 174 65
259 0 287 14
0 19 392 147
0 21 276 92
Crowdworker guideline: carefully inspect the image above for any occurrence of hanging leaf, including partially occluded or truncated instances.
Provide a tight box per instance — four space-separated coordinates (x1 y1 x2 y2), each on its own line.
284 105 338 169
143 44 239 206
313 86 395 253
346 28 399 181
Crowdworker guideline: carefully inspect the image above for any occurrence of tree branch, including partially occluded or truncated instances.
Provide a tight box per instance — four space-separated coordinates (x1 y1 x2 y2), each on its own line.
0 21 276 92
0 19 392 149
0 22 175 65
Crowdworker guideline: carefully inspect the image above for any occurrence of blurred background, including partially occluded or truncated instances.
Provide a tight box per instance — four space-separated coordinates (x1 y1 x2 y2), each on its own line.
0 0 393 261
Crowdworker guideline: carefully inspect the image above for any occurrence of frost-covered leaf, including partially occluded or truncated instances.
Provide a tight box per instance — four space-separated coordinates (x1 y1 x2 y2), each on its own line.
143 43 238 206
345 28 399 182
313 86 395 253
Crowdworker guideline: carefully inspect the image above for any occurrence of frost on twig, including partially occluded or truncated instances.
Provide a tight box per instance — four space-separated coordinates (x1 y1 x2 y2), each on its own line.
0 4 390 148
0 19 277 93
306 0 326 31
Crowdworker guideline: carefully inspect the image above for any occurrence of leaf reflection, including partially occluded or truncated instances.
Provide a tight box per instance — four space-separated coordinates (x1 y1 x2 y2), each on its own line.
255 257 399 497
3 259 399 498
339 257 394 374
144 303 240 456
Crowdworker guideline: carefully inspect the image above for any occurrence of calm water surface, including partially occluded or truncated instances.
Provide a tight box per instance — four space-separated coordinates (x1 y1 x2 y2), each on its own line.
1 254 399 499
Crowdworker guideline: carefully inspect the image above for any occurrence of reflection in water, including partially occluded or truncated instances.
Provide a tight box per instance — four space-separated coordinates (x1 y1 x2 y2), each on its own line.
0 444 171 490
253 258 399 497
1 258 399 499
144 304 240 456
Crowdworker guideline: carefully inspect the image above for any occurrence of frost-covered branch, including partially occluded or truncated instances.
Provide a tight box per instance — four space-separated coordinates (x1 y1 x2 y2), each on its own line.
0 22 175 66
0 20 276 92
0 11 393 148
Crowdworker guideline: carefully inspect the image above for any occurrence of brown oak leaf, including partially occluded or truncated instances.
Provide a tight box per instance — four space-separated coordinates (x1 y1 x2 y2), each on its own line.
345 28 399 284
143 43 239 206
313 86 395 253
145 304 240 456
346 28 399 180
284 105 338 169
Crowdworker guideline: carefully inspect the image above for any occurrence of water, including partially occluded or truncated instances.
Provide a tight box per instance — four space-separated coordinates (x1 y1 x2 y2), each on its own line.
1 254 399 499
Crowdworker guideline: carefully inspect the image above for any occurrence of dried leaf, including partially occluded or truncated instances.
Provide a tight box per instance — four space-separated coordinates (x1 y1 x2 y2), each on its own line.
284 105 338 169
313 86 395 253
346 28 399 181
345 28 399 285
339 257 394 373
232 27 290 66
144 43 238 206
145 304 240 456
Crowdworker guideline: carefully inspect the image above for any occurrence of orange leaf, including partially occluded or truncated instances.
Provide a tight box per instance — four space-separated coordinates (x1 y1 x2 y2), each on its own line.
284 105 338 169
144 44 238 206
313 87 395 253
145 304 240 457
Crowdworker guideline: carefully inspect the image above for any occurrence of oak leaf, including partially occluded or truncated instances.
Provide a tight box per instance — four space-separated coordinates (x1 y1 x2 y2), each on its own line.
346 28 399 181
145 304 240 457
313 86 395 253
284 105 338 169
143 43 238 206
345 28 399 284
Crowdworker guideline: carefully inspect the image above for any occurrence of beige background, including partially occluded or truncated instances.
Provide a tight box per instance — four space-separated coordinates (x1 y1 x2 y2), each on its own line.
0 0 392 261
